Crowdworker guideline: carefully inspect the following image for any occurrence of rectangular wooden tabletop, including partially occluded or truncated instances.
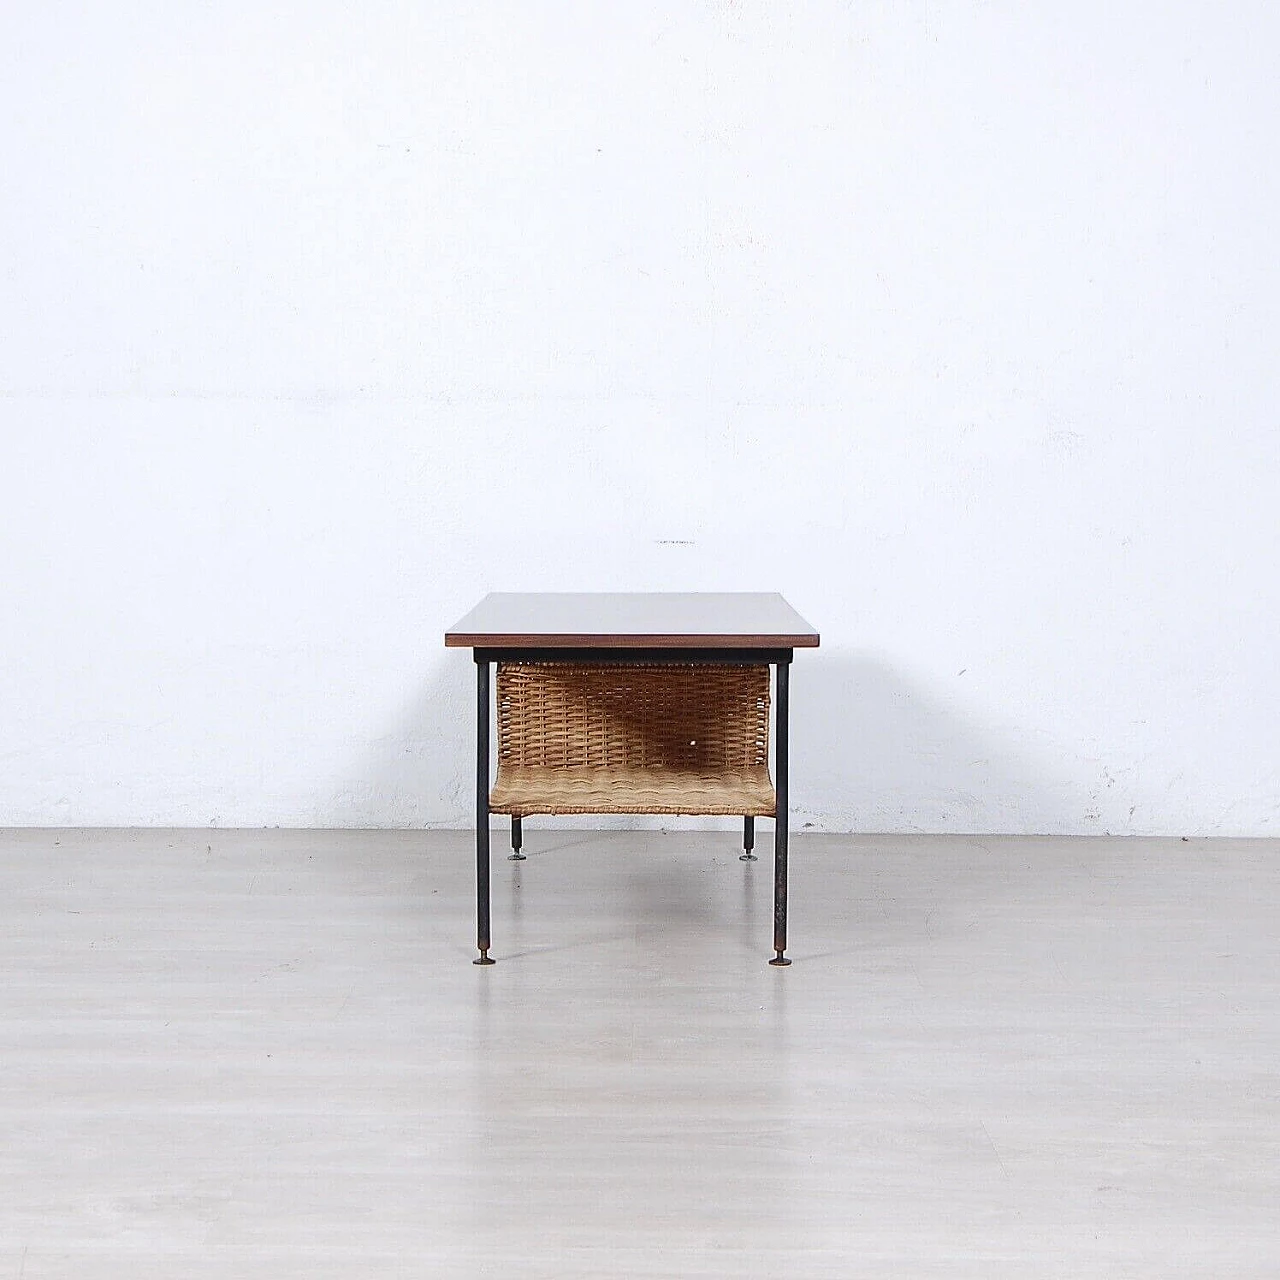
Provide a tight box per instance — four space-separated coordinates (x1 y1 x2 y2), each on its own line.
445 592 819 650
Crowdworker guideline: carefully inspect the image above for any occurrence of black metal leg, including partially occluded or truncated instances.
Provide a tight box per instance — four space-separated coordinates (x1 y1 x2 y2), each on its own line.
740 815 756 861
474 658 495 965
509 815 525 860
769 660 791 966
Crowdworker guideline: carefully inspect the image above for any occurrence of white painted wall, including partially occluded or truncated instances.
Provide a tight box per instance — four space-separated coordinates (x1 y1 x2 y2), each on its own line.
3 2 1278 835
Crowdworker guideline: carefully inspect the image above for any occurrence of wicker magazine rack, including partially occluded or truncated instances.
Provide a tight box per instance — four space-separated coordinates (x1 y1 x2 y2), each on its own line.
490 662 776 818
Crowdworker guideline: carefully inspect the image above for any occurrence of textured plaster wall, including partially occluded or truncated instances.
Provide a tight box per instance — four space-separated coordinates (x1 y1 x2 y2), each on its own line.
2 2 1278 834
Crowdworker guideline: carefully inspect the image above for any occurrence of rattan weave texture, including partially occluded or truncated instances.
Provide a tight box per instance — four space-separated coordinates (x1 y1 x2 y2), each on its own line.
489 662 776 817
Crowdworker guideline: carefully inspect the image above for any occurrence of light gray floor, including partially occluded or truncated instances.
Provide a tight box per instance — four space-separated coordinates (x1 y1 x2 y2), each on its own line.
1 828 1277 1278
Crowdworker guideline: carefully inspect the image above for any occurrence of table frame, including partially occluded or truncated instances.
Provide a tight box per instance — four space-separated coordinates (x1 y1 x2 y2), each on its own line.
471 647 794 966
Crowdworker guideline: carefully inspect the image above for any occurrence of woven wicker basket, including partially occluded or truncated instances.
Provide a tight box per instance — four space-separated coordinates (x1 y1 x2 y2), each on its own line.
489 662 776 818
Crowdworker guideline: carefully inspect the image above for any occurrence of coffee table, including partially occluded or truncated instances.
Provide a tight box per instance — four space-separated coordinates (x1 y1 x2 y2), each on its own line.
445 593 820 965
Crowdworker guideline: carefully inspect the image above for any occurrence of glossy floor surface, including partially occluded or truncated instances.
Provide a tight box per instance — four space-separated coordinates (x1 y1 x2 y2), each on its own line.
1 829 1277 1278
